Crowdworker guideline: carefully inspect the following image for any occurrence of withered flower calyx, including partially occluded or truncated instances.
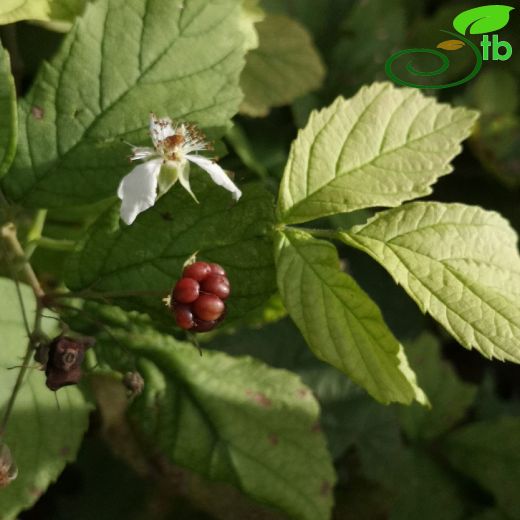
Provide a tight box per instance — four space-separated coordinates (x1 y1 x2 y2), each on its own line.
44 336 94 391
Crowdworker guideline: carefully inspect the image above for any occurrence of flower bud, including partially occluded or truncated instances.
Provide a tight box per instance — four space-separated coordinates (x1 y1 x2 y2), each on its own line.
0 443 18 488
122 371 145 397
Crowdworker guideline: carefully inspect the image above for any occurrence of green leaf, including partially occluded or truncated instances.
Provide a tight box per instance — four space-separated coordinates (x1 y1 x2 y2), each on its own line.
470 113 520 188
261 0 353 45
240 0 265 52
348 404 406 486
92 315 336 520
333 402 469 519
0 44 17 179
405 4 475 86
345 412 469 520
474 373 520 421
65 180 277 326
453 5 515 35
52 438 152 520
442 417 520 519
0 0 86 25
328 0 407 94
388 448 468 520
337 230 428 341
341 202 520 363
274 228 427 405
3 0 248 208
398 333 477 441
0 278 90 519
276 82 478 225
209 316 373 459
469 510 510 520
467 70 518 116
240 14 325 117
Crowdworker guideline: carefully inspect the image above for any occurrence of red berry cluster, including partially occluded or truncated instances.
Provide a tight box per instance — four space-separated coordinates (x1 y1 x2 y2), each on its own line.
171 261 230 332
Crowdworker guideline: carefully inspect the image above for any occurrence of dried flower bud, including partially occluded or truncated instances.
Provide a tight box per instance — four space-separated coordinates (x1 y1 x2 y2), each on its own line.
0 443 18 488
45 336 94 391
123 371 145 397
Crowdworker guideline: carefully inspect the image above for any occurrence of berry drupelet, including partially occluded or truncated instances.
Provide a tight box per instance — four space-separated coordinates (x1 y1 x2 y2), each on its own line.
171 262 229 333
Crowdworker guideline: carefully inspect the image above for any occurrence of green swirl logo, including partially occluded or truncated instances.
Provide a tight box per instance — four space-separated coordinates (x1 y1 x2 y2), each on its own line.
385 5 514 90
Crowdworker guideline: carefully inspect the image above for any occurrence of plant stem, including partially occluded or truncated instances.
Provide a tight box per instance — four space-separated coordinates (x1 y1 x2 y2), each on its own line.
293 227 343 241
0 223 48 436
0 302 42 435
1 223 44 299
28 236 77 253
25 209 48 259
48 288 169 302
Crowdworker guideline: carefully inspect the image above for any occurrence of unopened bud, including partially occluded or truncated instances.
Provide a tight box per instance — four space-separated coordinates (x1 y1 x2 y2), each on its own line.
0 443 18 488
122 371 144 397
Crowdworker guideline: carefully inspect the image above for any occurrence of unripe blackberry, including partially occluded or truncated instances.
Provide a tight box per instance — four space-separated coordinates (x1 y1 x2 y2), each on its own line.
191 319 217 332
172 277 199 304
200 275 230 300
174 303 195 330
193 294 225 321
171 261 230 332
183 261 211 281
209 263 226 276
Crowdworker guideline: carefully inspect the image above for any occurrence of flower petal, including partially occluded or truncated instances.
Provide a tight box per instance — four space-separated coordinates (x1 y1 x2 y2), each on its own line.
149 113 175 147
117 158 163 225
177 162 199 203
187 155 242 201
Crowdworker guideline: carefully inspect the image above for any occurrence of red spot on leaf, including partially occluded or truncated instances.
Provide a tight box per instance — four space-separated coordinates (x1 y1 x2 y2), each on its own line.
268 433 279 446
320 480 332 496
297 388 310 398
245 389 272 407
60 446 71 457
29 486 42 497
311 421 322 433
31 106 44 119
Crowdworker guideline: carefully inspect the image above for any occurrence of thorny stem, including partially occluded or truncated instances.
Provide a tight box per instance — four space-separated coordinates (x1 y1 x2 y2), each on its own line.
1 223 45 299
187 332 203 356
0 223 46 436
0 234 31 337
0 302 43 435
48 289 169 302
13 276 31 338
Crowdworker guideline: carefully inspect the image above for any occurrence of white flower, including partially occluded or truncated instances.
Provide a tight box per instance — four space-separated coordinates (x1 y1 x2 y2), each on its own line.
117 114 242 225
